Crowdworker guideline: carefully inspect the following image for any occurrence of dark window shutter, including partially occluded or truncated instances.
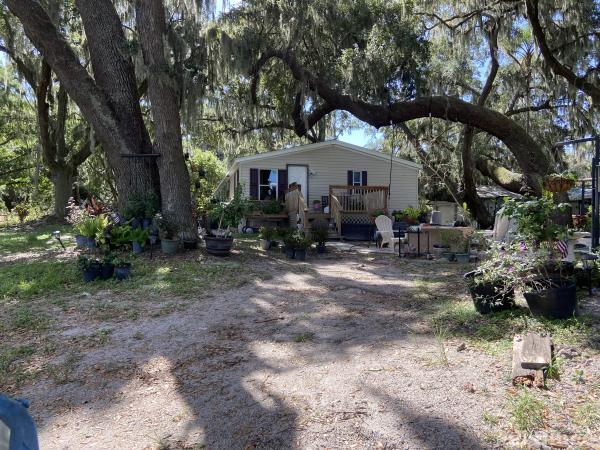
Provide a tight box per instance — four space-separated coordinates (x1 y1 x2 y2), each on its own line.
249 168 259 199
347 170 353 185
361 171 368 186
278 169 288 200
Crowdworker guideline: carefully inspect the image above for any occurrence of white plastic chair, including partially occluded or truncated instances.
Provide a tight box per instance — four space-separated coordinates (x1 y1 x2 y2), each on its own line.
375 215 399 249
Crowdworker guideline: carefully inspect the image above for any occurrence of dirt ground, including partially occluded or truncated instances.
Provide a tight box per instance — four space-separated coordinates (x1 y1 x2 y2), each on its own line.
3 242 600 450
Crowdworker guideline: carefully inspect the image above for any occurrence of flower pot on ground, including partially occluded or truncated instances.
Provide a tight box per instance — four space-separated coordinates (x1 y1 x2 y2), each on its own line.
259 226 276 251
291 231 312 261
523 278 577 320
100 262 115 280
311 219 329 255
142 218 152 229
205 235 234 256
129 227 149 254
78 255 101 282
161 238 180 255
464 271 516 314
154 213 181 256
182 239 198 250
114 257 132 280
74 234 87 248
75 215 108 250
284 246 295 258
206 187 253 257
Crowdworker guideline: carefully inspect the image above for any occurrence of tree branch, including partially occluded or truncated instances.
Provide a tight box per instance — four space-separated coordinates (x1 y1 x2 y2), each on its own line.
525 0 600 104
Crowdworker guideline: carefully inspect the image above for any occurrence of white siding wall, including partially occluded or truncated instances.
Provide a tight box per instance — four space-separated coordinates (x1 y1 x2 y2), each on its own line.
235 144 419 212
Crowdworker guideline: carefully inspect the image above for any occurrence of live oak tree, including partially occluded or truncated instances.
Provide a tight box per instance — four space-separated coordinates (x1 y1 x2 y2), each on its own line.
215 0 595 225
0 8 92 217
4 0 195 234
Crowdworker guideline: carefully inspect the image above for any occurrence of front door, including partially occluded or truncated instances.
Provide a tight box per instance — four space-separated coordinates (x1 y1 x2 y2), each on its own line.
287 165 308 198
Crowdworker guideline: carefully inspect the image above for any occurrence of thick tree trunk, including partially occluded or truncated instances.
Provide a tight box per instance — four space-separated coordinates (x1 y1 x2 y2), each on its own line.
52 166 74 217
75 0 160 206
6 0 157 210
461 126 493 228
475 158 525 193
135 0 195 236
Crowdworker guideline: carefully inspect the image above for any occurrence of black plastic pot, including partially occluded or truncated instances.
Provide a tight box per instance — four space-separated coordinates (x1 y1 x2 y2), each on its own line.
114 264 131 280
82 264 101 282
100 263 115 280
284 247 295 259
183 239 198 250
205 236 234 256
142 218 152 229
75 234 87 248
294 249 307 261
316 243 326 254
464 271 516 314
523 279 577 320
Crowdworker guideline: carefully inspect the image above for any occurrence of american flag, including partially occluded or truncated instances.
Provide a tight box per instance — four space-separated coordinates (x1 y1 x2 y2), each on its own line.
555 240 569 258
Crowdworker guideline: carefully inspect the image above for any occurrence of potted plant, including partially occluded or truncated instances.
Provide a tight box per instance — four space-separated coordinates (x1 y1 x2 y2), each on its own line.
180 231 198 250
440 229 467 261
154 213 180 255
129 227 149 254
464 242 518 314
75 215 108 249
311 219 329 253
501 197 577 319
78 255 102 282
100 253 115 280
543 172 578 193
114 256 132 280
109 224 132 251
292 232 312 261
67 203 89 248
280 228 296 258
259 226 276 250
205 187 252 256
143 193 159 229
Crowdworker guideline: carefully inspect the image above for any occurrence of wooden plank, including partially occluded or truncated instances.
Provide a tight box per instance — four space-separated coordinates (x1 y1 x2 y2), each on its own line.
512 335 546 388
521 333 552 369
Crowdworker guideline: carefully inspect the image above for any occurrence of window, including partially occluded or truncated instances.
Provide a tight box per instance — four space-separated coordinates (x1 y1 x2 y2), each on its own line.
259 169 278 200
352 171 362 186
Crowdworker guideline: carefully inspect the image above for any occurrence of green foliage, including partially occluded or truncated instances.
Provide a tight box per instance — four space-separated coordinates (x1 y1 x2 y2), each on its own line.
258 226 276 240
189 150 226 211
75 215 108 239
109 224 133 248
501 195 570 243
311 219 329 244
124 193 159 219
129 227 150 245
208 186 253 229
509 389 545 433
113 256 131 268
260 200 284 214
77 255 101 271
154 213 179 240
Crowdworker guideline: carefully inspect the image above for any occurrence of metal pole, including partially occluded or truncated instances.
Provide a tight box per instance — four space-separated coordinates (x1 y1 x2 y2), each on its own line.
593 138 600 248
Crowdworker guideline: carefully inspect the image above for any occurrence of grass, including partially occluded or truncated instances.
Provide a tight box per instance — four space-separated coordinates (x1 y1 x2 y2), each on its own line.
508 388 546 433
0 224 73 254
293 332 315 343
429 295 595 355
574 401 599 429
0 344 36 387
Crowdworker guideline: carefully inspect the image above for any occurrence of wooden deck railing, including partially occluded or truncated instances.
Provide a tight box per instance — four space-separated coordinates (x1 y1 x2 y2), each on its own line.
329 194 343 236
328 185 389 213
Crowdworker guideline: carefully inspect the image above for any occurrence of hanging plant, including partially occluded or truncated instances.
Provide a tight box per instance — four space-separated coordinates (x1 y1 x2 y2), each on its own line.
543 172 578 193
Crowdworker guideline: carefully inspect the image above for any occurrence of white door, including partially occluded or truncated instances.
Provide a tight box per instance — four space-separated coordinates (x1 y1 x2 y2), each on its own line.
287 165 308 196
